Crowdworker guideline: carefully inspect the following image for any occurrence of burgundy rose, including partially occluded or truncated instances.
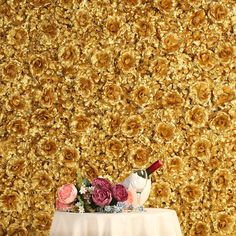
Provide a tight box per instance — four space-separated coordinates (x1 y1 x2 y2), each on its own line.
92 177 112 190
92 187 112 207
112 184 128 202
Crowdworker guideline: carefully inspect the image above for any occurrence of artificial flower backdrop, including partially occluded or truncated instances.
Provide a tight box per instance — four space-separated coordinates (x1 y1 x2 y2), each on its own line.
0 0 235 235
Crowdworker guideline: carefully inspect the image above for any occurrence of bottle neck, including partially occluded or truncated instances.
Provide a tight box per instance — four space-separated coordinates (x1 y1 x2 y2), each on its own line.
146 160 163 176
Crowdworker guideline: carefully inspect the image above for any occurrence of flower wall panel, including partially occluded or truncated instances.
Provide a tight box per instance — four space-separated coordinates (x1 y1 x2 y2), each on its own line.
0 0 235 235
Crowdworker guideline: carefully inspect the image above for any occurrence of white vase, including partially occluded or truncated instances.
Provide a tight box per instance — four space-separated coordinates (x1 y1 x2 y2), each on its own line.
122 174 151 206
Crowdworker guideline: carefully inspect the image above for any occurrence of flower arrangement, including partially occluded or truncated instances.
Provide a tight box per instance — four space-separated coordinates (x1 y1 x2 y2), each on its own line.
56 173 133 213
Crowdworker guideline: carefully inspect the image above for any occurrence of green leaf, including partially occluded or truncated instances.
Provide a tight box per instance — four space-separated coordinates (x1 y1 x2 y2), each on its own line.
77 195 85 206
77 172 83 189
84 202 95 213
82 178 91 187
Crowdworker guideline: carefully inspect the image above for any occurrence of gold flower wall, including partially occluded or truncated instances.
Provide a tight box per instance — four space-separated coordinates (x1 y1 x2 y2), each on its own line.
0 0 235 235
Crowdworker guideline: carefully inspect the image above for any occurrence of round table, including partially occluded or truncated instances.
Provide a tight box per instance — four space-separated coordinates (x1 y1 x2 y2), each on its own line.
50 208 182 236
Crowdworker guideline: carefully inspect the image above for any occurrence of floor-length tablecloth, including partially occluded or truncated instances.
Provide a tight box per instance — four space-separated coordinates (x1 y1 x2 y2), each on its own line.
50 208 182 236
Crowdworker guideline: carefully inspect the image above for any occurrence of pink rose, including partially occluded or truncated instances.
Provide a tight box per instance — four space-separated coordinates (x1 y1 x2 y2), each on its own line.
57 184 78 204
56 198 73 211
112 184 128 202
126 191 134 205
92 187 112 207
92 177 112 190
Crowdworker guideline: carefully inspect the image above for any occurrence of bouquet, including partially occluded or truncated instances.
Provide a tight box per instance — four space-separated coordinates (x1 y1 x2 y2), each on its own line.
56 173 133 213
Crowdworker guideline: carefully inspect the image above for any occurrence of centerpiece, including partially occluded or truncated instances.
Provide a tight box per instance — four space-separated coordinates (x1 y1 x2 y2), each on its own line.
56 160 163 213
56 173 133 213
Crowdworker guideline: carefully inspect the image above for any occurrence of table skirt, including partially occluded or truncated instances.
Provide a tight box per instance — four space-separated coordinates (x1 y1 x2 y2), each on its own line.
50 208 182 236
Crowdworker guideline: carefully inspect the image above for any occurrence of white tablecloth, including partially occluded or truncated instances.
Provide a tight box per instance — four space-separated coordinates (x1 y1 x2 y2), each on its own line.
50 208 182 236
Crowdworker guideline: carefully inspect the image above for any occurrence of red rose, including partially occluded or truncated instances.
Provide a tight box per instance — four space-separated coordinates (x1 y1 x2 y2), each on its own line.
112 184 128 202
92 177 112 190
92 187 112 207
